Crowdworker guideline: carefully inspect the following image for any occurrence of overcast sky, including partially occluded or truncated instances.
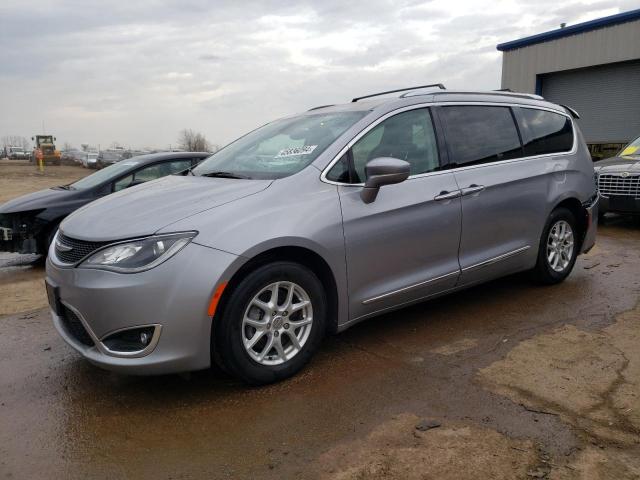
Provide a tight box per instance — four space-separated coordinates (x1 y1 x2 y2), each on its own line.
0 0 635 150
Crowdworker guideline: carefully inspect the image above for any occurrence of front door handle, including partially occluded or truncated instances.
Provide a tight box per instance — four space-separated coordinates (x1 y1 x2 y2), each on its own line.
434 190 461 201
461 184 485 196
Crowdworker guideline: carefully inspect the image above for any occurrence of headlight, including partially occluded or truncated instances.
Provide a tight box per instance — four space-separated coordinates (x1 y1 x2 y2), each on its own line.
79 232 196 273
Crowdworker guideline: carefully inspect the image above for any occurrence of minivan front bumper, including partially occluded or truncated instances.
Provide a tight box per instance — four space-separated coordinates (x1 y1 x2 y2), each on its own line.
45 241 239 375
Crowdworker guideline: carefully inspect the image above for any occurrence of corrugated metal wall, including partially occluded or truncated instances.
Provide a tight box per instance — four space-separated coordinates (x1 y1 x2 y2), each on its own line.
540 60 640 144
501 20 640 93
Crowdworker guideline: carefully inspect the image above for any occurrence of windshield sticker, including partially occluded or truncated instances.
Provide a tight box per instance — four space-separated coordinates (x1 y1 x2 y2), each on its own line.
621 146 638 157
275 145 317 158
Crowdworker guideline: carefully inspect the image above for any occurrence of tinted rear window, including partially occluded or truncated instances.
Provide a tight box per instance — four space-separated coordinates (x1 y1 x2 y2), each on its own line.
439 106 522 167
519 108 573 156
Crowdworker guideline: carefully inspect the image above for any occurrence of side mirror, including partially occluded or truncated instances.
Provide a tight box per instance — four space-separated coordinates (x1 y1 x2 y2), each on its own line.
360 157 410 204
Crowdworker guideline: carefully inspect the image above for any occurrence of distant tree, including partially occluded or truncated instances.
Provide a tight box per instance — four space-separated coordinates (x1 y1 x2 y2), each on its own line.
2 135 30 150
178 129 212 152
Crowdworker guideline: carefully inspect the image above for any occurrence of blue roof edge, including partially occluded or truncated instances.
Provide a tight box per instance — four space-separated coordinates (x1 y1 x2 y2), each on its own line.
497 8 640 51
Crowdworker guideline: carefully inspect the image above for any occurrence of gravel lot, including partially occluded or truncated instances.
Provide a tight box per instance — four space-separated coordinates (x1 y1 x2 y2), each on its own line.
1 162 639 479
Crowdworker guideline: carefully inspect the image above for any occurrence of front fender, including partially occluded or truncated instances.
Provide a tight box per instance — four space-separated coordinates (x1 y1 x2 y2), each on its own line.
164 168 350 326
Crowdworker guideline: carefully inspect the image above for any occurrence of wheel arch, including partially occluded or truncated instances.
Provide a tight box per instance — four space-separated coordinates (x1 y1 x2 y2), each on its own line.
214 244 341 336
551 196 588 251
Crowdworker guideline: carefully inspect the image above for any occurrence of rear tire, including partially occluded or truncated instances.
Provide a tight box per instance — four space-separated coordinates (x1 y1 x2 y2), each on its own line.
213 261 326 385
532 207 578 285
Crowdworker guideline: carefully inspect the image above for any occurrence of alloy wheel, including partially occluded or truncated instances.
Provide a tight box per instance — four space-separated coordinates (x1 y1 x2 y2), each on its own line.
546 220 574 272
241 281 313 366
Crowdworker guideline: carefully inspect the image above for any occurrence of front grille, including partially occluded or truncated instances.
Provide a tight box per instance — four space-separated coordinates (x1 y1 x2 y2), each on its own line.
55 232 108 264
60 306 94 346
597 174 640 198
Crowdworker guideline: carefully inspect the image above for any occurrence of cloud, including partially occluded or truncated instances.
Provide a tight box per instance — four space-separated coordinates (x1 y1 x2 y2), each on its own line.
165 72 193 80
0 0 632 149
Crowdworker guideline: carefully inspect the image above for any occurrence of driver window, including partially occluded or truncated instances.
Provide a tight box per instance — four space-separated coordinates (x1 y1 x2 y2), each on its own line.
134 163 172 182
351 126 384 181
350 108 439 182
112 159 193 192
113 174 133 192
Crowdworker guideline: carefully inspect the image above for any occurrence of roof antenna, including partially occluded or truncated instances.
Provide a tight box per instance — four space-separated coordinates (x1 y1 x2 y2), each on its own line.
560 22 566 28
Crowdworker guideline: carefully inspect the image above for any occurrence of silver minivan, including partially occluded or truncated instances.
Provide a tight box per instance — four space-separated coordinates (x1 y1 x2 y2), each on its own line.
46 87 598 384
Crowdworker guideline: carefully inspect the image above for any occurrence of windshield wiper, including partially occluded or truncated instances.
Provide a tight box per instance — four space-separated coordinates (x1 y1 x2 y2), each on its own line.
199 171 252 179
56 184 75 190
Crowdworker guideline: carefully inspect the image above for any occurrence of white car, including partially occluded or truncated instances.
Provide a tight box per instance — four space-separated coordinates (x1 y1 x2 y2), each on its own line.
81 152 99 168
7 147 29 160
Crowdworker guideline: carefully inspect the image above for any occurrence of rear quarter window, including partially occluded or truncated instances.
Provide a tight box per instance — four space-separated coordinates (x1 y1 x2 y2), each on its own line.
518 108 574 156
439 106 522 167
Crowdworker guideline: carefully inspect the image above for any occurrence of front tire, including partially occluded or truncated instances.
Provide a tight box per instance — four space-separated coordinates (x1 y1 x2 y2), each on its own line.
213 261 327 385
532 207 578 284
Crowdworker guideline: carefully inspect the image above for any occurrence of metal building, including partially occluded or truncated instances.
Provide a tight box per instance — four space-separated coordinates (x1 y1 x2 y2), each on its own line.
497 9 640 158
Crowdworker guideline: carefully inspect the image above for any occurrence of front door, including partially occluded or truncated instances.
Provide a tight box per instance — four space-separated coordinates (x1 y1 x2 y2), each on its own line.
329 107 463 322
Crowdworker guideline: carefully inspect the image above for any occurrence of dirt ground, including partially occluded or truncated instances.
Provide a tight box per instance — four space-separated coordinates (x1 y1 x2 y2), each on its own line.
0 159 91 204
1 162 639 479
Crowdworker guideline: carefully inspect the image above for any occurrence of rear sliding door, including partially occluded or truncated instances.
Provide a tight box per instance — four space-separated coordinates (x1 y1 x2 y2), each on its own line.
436 104 564 286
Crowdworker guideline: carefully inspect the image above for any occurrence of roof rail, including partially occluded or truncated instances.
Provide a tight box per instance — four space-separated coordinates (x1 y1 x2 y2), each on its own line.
432 90 545 101
308 104 335 111
351 84 446 103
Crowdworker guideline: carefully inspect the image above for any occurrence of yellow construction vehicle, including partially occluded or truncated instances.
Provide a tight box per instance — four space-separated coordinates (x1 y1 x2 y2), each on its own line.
31 135 61 166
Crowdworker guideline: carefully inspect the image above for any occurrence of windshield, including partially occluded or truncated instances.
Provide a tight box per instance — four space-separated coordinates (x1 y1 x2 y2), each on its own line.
69 160 140 190
620 136 640 157
193 111 367 180
38 136 54 144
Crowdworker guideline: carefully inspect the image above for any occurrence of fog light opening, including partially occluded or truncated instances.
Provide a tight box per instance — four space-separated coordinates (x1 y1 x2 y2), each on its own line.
101 326 159 354
140 331 151 346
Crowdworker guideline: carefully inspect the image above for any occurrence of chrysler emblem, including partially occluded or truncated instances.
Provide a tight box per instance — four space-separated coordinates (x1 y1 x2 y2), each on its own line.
621 172 629 178
55 240 73 252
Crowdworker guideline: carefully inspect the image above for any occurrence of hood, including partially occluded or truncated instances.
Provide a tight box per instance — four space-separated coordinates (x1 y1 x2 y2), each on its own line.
594 156 640 173
0 187 75 214
60 175 272 241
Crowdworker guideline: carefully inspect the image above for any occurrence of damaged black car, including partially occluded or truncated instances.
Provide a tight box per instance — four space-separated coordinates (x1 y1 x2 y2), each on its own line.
0 151 209 256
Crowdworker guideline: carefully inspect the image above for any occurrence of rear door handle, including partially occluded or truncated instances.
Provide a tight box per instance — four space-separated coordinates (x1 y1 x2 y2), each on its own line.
461 184 485 196
434 190 461 201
